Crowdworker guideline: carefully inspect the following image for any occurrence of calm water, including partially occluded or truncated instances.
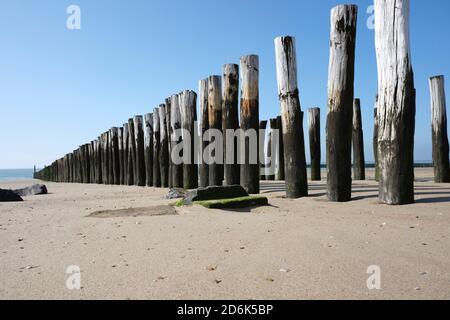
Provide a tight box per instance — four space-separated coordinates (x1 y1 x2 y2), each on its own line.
0 169 34 181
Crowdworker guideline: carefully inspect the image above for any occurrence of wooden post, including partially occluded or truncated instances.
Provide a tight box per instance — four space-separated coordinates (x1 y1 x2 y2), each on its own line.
127 118 136 186
274 36 308 198
180 90 198 189
111 127 120 185
276 116 285 181
375 0 415 205
153 108 161 187
95 138 102 184
199 80 209 187
144 113 154 187
325 5 357 202
352 99 365 180
158 106 169 187
223 64 240 186
429 75 450 183
259 120 267 181
102 132 109 185
265 118 278 180
308 108 321 181
240 55 260 194
133 116 146 186
108 130 114 184
118 127 124 185
208 76 223 187
123 123 129 185
170 94 183 188
165 98 173 188
373 95 380 182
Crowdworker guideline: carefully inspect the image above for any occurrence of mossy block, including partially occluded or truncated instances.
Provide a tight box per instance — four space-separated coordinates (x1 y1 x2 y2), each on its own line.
194 196 268 209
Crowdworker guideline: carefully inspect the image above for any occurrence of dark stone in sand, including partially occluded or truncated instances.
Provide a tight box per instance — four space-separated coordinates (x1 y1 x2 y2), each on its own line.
13 184 48 197
0 189 23 202
183 185 249 205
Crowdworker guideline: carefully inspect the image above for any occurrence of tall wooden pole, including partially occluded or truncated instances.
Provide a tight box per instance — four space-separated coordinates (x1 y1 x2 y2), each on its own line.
111 127 120 185
375 0 415 205
308 108 321 181
170 94 183 188
180 90 198 189
274 36 308 198
352 99 365 180
165 98 173 188
373 95 380 182
144 113 154 187
107 130 113 184
123 123 129 185
326 5 357 202
133 116 145 186
102 132 109 185
127 118 136 186
199 80 209 187
95 138 102 184
259 120 267 181
223 64 240 186
240 55 260 194
118 127 124 185
153 108 161 187
265 118 277 181
429 75 450 183
208 75 223 187
158 105 169 188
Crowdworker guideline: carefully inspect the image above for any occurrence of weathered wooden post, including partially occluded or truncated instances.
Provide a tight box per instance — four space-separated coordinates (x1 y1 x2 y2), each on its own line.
274 36 308 198
134 116 146 186
118 127 124 185
95 138 102 184
170 94 183 188
127 118 136 186
144 113 154 187
111 127 120 185
207 76 223 186
123 123 129 185
265 118 278 181
107 130 114 184
165 98 173 188
199 80 209 187
153 108 161 187
180 90 198 189
308 108 321 181
259 120 267 181
429 75 450 183
102 132 109 185
240 55 260 194
223 64 240 186
275 116 285 181
373 95 380 182
375 0 415 205
158 106 169 187
352 99 365 180
325 5 357 202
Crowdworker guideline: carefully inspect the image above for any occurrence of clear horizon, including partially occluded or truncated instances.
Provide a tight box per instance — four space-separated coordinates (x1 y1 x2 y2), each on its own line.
1 0 449 169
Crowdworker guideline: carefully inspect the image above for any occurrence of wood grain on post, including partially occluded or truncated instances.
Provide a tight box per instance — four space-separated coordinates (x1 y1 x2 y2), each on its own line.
158 106 169 188
373 95 380 182
223 64 240 186
123 123 129 185
429 75 450 183
102 132 109 185
118 127 124 185
107 130 113 184
208 76 223 187
127 118 136 186
144 113 154 187
95 138 102 184
199 80 209 187
274 36 308 198
134 116 146 186
170 94 183 188
375 0 415 204
165 98 173 188
111 127 120 185
308 108 321 181
326 5 357 202
240 55 260 194
180 90 198 189
352 99 365 180
153 108 161 187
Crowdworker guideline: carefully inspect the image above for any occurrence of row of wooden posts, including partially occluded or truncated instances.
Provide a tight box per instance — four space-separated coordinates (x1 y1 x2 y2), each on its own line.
36 1 449 205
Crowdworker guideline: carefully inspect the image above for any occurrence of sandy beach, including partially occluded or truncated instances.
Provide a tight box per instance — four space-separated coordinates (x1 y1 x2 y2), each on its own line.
1 168 449 300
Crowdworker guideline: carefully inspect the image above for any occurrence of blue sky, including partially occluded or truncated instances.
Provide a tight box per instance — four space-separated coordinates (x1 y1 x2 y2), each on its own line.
0 0 449 169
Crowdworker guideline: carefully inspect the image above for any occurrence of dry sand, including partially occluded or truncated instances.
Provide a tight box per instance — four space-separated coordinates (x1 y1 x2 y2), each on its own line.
1 168 449 300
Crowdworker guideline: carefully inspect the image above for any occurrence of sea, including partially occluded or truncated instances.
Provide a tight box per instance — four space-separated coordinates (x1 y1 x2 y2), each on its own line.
0 169 35 182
